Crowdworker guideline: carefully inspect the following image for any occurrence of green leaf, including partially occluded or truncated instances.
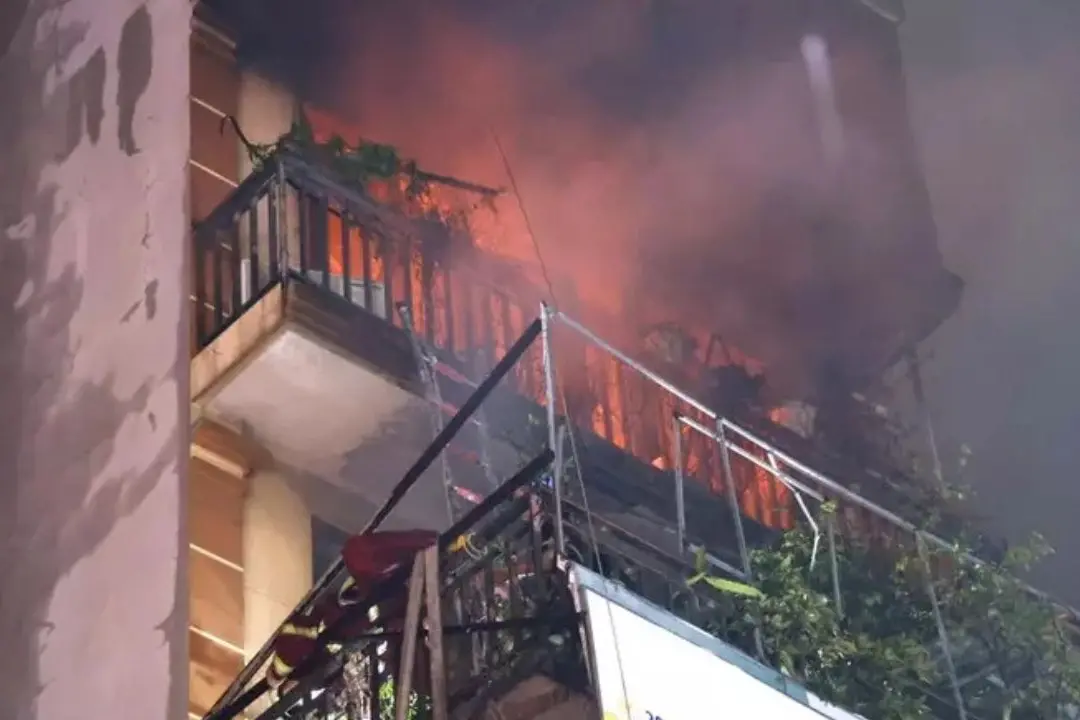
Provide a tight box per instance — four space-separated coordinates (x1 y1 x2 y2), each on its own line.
700 576 764 598
694 546 708 574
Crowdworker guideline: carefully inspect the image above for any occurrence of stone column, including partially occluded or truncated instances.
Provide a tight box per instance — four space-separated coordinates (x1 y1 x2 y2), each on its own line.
0 1 191 720
242 468 313 660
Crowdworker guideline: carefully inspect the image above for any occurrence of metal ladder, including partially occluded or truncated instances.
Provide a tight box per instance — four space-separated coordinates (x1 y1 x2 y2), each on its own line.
396 304 506 675
397 304 500 525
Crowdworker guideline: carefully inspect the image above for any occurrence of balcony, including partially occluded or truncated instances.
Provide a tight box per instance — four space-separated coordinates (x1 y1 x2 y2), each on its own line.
189 150 538 530
202 433 1079 720
193 308 1080 720
187 147 789 548
190 146 1079 720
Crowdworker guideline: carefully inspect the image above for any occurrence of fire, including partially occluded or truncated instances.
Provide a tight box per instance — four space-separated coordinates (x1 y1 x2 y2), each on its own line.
304 105 794 532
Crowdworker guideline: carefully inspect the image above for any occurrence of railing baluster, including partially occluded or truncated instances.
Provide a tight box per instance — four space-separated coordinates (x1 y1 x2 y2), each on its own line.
212 231 224 330
248 202 260 304
382 237 395 323
296 189 309 274
314 195 330 290
229 223 242 317
360 225 373 312
423 261 436 346
479 288 494 363
462 281 475 366
673 415 687 554
401 236 414 323
444 267 456 357
500 294 517 389
613 360 632 454
266 180 280 280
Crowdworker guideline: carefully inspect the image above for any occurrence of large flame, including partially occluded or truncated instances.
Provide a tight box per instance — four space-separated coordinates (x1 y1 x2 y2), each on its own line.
303 105 795 531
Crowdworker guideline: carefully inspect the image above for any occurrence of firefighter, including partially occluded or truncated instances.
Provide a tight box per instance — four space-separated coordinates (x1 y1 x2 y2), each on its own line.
266 529 439 693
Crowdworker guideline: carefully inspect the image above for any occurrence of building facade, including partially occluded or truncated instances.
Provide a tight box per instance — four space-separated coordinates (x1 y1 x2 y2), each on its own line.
13 2 1066 720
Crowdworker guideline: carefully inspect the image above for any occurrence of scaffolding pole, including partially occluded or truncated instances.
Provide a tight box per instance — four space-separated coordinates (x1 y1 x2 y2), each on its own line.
399 304 458 525
907 349 946 488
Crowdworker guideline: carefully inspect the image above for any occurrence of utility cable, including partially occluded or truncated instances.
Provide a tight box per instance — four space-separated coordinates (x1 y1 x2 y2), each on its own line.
490 126 633 717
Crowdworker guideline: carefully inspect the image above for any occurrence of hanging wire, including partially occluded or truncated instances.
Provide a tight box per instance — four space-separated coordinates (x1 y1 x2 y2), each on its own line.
491 126 633 717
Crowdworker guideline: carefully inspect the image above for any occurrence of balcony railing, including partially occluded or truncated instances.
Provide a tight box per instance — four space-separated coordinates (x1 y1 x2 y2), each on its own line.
194 150 1079 720
232 450 585 720
190 147 801 537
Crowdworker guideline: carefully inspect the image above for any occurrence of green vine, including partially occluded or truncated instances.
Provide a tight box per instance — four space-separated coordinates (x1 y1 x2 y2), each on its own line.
223 111 500 213
692 510 1080 720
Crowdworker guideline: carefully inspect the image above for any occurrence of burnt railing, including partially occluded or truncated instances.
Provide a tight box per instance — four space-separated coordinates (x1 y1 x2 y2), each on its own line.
191 147 544 386
190 148 799 539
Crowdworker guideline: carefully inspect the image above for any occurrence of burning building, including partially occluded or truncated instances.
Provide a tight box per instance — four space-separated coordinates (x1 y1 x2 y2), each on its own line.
7 0 1073 717
177 0 982 715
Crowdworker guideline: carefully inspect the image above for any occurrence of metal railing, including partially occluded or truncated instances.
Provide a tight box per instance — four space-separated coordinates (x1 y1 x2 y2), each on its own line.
191 149 546 401
193 149 1077 720
538 306 1080 719
191 148 803 538
208 449 567 720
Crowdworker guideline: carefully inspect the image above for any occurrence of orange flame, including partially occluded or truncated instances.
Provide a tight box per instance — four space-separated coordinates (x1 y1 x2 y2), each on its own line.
305 105 794 532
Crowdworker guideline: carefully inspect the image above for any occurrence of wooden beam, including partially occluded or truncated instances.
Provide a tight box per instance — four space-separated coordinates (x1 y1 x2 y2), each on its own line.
395 554 426 720
423 547 448 720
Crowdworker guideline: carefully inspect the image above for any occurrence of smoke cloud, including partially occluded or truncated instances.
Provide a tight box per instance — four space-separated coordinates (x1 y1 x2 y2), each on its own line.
221 0 1080 604
294 0 941 397
900 0 1080 603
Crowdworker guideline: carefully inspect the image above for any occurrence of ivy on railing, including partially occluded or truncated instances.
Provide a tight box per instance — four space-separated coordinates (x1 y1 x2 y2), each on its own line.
221 112 501 207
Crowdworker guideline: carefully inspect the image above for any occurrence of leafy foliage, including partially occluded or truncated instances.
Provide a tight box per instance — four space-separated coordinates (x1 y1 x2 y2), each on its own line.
692 507 1080 720
377 678 432 720
232 111 422 193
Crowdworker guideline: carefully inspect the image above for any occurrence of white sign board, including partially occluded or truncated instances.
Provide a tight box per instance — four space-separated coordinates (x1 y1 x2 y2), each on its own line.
573 565 862 720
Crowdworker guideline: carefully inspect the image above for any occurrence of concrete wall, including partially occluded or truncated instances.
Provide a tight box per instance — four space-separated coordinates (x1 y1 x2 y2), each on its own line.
0 1 191 720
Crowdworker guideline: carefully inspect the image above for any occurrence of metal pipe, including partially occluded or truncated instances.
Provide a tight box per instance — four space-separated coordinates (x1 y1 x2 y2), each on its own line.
715 421 753 585
672 414 687 554
554 311 717 420
722 418 917 532
908 350 946 488
917 533 968 720
825 515 843 618
716 419 765 661
541 303 565 556
677 414 823 502
549 311 1079 616
769 451 820 571
555 311 912 525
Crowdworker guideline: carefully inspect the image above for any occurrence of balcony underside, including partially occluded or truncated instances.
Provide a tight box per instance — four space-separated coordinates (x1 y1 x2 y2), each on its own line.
190 276 767 575
191 279 527 531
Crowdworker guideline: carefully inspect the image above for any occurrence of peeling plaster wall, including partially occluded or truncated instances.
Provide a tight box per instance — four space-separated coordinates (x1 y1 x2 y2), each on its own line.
0 1 191 719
